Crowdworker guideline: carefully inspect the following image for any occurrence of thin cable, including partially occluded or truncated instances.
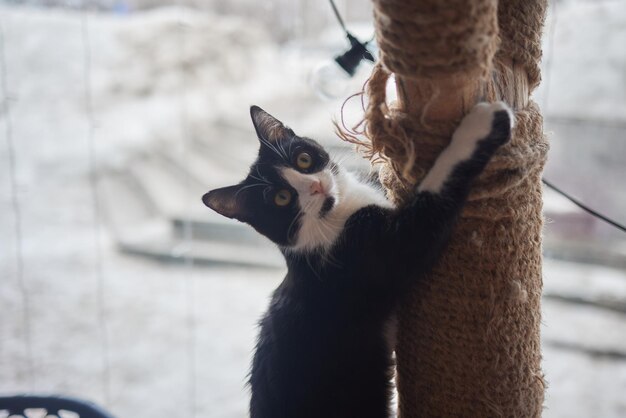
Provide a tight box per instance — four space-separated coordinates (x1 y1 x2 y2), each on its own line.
542 179 626 233
328 0 375 46
329 0 626 236
328 0 348 34
81 9 112 406
0 16 35 390
175 12 197 418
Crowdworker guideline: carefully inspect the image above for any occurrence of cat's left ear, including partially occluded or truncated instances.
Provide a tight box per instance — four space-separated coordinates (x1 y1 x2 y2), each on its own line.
250 105 291 143
202 185 251 222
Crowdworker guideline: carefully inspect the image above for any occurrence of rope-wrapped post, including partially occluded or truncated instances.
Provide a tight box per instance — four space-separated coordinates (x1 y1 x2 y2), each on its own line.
365 0 548 416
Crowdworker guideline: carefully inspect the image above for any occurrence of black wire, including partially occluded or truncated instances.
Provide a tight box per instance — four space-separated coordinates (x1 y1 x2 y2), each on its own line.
542 178 626 233
327 0 624 235
328 0 348 34
328 0 375 46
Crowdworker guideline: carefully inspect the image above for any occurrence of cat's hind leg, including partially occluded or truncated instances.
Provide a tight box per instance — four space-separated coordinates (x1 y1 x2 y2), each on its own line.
418 101 513 194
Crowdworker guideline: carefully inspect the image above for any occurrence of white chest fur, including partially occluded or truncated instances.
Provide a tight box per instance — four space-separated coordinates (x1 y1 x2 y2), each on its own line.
281 167 392 252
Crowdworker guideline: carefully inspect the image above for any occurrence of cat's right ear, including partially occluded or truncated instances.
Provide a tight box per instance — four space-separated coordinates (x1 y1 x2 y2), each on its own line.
250 105 290 143
202 185 250 222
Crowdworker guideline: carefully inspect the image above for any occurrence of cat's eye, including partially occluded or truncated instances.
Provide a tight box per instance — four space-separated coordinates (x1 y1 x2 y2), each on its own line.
296 152 313 170
274 189 292 207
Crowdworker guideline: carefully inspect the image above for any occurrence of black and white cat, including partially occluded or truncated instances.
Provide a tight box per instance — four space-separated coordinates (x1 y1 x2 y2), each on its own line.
202 102 513 418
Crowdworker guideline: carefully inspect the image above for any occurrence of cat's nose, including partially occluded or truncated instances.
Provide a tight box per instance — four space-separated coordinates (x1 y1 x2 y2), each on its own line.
310 180 325 196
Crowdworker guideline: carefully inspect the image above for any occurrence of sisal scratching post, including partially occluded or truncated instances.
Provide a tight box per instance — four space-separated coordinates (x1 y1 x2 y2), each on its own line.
365 0 548 416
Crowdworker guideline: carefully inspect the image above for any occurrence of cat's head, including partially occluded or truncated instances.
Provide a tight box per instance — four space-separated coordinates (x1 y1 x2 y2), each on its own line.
202 106 343 249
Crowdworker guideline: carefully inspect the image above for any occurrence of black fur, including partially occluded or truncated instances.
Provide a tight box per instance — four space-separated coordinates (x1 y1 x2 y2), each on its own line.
203 106 512 418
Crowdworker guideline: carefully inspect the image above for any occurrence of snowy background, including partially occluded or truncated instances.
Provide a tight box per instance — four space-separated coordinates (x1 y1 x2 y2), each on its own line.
1 0 625 417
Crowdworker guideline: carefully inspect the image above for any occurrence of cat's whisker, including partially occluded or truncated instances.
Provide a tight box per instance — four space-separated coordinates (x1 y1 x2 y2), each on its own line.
305 254 322 281
255 167 272 184
288 138 294 156
320 240 342 268
315 222 332 247
260 130 289 161
287 210 303 242
300 198 317 215
332 154 348 165
234 183 267 198
248 173 271 185
331 153 352 169
258 134 287 161
276 137 289 160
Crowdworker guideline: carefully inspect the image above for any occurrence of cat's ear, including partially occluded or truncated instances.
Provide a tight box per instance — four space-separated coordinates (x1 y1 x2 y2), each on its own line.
202 185 250 222
250 105 290 143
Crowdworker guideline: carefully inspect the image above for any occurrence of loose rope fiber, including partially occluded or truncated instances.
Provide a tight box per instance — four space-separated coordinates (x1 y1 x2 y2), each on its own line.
338 0 548 416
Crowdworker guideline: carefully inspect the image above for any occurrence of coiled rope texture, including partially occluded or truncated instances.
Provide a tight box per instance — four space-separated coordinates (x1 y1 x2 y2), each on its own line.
338 0 549 416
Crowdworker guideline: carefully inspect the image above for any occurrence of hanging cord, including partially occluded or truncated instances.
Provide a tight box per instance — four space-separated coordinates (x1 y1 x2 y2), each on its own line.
328 0 374 46
0 17 35 390
329 0 376 42
542 179 626 233
330 0 625 234
175 11 197 418
328 0 348 33
80 9 112 406
324 1 375 82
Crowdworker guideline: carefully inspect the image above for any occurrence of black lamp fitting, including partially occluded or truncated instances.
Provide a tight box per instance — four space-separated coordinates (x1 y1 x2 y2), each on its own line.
334 33 375 77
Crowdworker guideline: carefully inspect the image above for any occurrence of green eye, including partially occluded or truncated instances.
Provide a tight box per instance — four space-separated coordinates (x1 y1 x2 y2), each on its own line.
296 152 313 170
274 189 292 207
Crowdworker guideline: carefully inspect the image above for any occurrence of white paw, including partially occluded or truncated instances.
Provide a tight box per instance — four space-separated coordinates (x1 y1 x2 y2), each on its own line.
490 101 515 129
452 101 513 146
417 102 513 194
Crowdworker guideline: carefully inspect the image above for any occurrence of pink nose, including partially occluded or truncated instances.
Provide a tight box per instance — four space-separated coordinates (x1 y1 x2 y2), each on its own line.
310 180 325 195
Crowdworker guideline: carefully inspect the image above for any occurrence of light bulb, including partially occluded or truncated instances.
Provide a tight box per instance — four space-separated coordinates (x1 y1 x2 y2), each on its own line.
309 33 376 101
309 60 352 100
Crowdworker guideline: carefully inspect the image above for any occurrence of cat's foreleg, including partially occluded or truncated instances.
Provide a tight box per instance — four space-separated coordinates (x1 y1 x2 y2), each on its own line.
392 102 513 275
418 101 513 195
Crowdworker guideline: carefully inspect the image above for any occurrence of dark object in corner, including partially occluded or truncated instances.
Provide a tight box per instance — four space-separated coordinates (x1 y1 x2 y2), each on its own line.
0 394 115 418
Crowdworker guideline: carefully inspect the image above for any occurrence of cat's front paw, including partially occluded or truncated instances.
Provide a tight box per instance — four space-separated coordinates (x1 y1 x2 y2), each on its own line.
417 102 513 193
452 101 514 149
483 102 514 148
